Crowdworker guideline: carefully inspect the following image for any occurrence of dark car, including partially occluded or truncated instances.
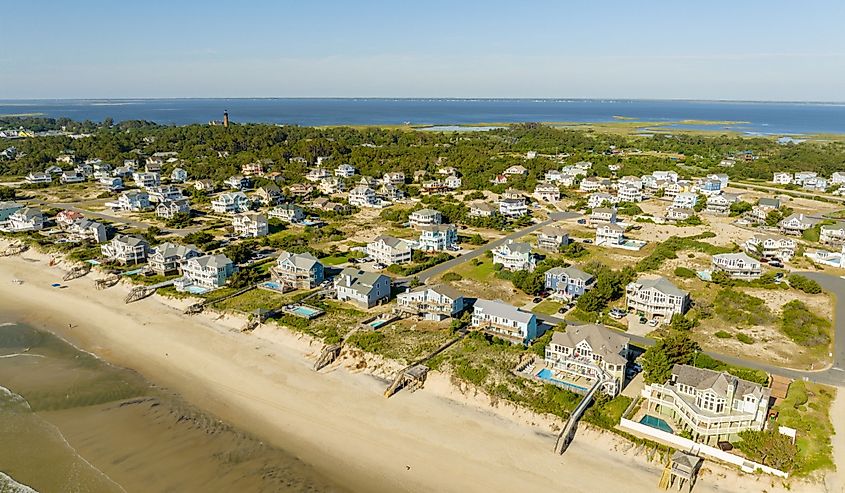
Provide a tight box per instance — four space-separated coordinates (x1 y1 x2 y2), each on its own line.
532 297 542 303
577 218 587 224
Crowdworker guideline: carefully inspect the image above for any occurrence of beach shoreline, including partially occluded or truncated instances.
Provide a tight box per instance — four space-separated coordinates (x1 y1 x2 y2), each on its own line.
0 247 829 493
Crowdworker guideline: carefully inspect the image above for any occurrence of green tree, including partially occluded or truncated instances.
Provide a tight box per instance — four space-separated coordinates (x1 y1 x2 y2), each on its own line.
737 429 798 471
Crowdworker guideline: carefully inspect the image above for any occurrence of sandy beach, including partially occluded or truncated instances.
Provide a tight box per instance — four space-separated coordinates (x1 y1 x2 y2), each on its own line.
0 247 831 493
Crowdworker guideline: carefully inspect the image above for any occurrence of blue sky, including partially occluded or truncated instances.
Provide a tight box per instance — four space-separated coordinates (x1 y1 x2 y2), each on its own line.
2 0 844 100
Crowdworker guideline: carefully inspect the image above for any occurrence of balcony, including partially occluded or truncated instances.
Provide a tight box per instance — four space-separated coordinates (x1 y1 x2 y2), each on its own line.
648 386 761 435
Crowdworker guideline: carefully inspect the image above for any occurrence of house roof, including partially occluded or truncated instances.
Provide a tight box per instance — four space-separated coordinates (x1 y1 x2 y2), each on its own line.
371 235 411 250
474 299 534 324
277 251 321 270
192 254 233 269
336 267 389 295
407 283 463 301
758 198 780 208
550 324 629 365
632 276 687 297
713 252 759 264
499 240 532 255
671 364 767 400
411 208 440 217
153 242 200 259
546 266 594 282
114 234 148 247
539 226 568 238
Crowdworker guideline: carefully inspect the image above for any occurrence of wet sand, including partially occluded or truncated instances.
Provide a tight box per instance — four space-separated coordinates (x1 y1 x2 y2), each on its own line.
0 248 829 493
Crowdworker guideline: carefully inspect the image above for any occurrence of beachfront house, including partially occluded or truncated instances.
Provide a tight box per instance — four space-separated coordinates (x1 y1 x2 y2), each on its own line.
155 198 190 220
117 190 151 212
779 213 820 235
664 206 694 223
672 192 698 209
60 170 85 184
536 226 570 251
100 234 149 264
396 284 465 321
712 252 762 280
66 219 107 243
232 213 268 238
640 364 770 446
533 183 560 202
544 324 630 396
617 185 643 203
271 251 325 290
626 276 690 320
417 224 458 251
492 240 536 272
367 236 413 265
133 171 160 189
544 266 594 300
471 299 538 344
5 207 44 232
211 192 250 214
409 208 442 228
268 204 304 223
588 207 617 228
180 254 235 290
595 224 625 246
0 202 23 225
820 222 845 245
148 242 202 274
334 268 391 308
744 234 796 261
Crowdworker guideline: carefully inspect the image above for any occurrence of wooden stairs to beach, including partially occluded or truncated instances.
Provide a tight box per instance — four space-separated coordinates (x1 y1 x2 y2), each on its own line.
63 262 91 281
382 330 468 398
554 374 605 455
0 242 28 257
95 273 121 290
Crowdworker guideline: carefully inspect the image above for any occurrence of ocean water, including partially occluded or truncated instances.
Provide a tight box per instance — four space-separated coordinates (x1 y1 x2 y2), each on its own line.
2 98 845 135
0 321 338 493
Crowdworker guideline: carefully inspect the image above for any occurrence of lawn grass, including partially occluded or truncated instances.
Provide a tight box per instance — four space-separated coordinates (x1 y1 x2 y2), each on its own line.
533 299 565 316
320 254 350 266
773 381 836 476
448 257 496 282
213 288 292 313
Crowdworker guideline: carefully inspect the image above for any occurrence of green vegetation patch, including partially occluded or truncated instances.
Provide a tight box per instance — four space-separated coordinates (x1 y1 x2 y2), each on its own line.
712 288 774 327
781 300 831 347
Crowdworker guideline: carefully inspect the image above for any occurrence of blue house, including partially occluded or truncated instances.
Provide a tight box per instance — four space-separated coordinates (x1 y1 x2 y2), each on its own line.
544 266 595 300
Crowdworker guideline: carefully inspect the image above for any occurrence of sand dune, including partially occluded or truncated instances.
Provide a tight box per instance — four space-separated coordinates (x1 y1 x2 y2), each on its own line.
0 249 823 493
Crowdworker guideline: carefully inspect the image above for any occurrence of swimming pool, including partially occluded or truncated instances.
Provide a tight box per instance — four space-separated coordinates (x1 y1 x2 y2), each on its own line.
260 281 284 292
184 285 209 295
536 368 588 392
369 320 387 329
640 415 674 434
292 305 321 317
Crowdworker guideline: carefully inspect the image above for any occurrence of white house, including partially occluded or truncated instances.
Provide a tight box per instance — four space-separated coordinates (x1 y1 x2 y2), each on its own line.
779 213 820 235
133 171 160 189
155 198 190 220
471 299 538 344
117 190 151 212
579 176 603 193
503 165 527 176
588 192 618 209
544 324 629 396
383 172 405 186
60 171 85 184
180 254 235 290
335 164 356 177
418 224 458 251
334 268 391 308
712 252 762 280
268 204 304 223
224 175 250 190
396 284 465 321
444 175 462 189
367 236 413 265
492 240 535 271
148 242 202 274
588 207 617 228
66 219 107 243
170 167 188 182
820 222 845 245
348 185 379 208
831 172 845 185
469 202 496 217
595 224 625 246
499 198 528 218
536 226 569 251
318 177 346 195
534 183 560 202
5 207 44 232
25 172 52 184
673 192 698 209
641 364 770 446
147 185 183 203
744 234 796 261
409 209 442 228
617 185 643 203
664 206 694 222
232 213 268 238
626 276 690 319
211 192 250 214
306 167 331 182
101 235 149 264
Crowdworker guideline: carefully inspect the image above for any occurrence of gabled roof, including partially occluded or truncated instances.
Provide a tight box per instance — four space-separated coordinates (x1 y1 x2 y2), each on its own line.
498 240 532 255
371 235 411 250
277 251 321 270
546 266 594 282
550 324 629 365
671 364 767 400
152 242 200 259
191 253 233 269
474 299 535 324
632 276 687 297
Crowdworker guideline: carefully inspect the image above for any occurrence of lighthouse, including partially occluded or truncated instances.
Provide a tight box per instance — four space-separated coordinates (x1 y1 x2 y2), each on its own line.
223 110 229 128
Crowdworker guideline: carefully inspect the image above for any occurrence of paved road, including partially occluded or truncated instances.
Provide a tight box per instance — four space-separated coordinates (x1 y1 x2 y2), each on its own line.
411 211 581 283
28 199 203 237
536 271 845 387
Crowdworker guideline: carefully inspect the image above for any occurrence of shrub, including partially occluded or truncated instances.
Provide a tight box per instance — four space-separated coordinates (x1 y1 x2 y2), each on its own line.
713 289 773 326
346 331 385 353
788 274 822 294
715 330 732 339
781 300 830 346
441 272 463 282
674 266 696 278
736 333 755 344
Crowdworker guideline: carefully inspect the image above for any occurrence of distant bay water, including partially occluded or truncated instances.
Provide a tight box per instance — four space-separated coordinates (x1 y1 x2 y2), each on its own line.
2 98 845 135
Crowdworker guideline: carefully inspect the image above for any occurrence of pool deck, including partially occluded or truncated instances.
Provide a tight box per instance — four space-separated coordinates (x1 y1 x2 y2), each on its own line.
518 362 594 394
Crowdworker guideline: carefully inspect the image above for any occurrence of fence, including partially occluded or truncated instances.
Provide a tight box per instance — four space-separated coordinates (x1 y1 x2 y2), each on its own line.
618 418 789 479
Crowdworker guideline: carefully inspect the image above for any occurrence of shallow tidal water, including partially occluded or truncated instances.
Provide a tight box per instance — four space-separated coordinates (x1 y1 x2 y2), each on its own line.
0 321 338 493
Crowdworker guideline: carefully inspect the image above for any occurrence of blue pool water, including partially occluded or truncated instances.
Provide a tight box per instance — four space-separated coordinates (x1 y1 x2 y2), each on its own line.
640 415 674 434
261 281 283 291
369 320 387 329
292 306 321 317
85 259 101 265
536 369 588 392
184 285 209 295
122 268 143 276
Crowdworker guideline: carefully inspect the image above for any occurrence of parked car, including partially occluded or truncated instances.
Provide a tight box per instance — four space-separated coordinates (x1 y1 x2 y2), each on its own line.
639 316 647 324
532 297 542 304
609 308 626 319
648 318 660 327
583 239 593 244
577 218 586 224
769 260 783 268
